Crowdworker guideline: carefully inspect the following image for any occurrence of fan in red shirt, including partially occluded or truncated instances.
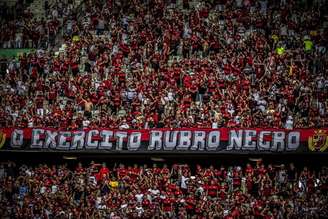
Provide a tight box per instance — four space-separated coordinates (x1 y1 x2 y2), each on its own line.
162 195 175 216
117 164 128 179
97 162 110 181
207 180 219 198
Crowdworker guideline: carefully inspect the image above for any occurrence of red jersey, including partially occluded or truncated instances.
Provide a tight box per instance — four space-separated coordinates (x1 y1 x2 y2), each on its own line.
117 168 127 179
163 198 174 212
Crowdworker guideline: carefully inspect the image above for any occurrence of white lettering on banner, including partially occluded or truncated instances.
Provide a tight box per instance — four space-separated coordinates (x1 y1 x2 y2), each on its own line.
7 128 303 152
258 131 271 150
177 131 192 150
11 129 23 148
243 130 257 150
207 131 220 150
44 130 58 149
115 132 127 150
57 132 71 150
272 131 285 151
287 131 300 151
86 130 99 149
99 130 113 150
163 131 178 150
31 129 44 148
148 130 163 150
223 130 300 151
227 130 243 150
190 131 206 150
71 131 85 149
128 132 141 150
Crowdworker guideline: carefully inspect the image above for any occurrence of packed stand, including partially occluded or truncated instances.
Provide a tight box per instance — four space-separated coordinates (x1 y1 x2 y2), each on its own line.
0 161 327 218
1 0 328 129
0 0 77 49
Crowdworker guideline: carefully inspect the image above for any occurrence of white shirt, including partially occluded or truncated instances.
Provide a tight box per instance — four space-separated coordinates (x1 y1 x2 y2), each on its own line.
40 186 46 194
28 120 34 128
285 117 293 129
135 206 144 217
120 204 128 209
96 197 102 208
83 120 90 128
51 185 57 193
112 45 118 55
183 24 191 38
253 92 260 102
181 176 188 189
135 193 144 203
148 188 160 197
167 92 174 101
119 123 130 130
196 186 204 195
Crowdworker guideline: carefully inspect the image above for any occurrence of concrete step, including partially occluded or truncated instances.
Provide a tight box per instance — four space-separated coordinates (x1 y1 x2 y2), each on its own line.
27 0 46 20
4 0 18 7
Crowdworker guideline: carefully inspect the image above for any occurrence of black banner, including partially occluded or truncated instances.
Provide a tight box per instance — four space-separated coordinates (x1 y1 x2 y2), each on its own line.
0 128 327 153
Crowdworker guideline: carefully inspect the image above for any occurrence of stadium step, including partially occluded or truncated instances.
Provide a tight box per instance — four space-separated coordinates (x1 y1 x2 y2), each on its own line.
27 0 45 20
3 0 18 7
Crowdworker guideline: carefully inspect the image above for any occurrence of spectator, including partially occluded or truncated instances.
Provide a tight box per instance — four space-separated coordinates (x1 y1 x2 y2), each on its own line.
0 161 327 218
0 0 327 130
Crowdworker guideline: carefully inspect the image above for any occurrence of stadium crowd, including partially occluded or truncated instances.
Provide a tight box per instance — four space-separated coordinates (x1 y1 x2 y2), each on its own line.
0 0 328 130
1 1 328 219
0 161 327 218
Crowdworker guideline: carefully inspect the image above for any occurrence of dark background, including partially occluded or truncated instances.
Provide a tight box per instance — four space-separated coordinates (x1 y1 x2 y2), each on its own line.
1 152 328 171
